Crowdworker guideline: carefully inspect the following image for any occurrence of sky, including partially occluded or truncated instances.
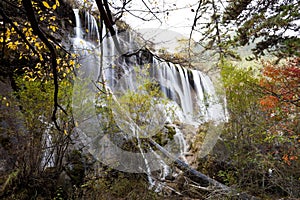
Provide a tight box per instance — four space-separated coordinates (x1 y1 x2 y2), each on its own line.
110 0 201 52
115 1 198 35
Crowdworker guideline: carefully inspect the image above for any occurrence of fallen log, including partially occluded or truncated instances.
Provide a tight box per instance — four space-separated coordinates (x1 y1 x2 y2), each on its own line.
149 139 229 189
149 138 259 200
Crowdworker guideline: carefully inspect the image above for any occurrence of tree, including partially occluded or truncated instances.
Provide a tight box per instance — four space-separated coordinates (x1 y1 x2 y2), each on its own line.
260 57 300 108
189 0 238 62
222 0 300 59
212 60 300 196
0 0 76 129
259 57 300 165
0 1 76 198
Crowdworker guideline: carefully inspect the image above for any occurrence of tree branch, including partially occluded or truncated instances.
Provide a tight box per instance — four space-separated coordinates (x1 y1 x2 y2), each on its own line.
95 0 122 53
0 7 39 57
188 0 203 66
22 0 65 130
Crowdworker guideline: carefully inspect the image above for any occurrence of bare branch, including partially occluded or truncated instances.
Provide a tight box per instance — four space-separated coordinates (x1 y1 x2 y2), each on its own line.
188 0 203 66
141 0 162 23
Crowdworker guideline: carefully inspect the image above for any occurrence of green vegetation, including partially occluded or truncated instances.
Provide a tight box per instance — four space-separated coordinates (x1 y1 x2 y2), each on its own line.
198 60 300 197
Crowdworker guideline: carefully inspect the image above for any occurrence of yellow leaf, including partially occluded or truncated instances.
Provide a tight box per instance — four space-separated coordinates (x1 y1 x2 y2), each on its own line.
42 1 50 9
49 25 58 32
53 4 57 10
50 16 56 21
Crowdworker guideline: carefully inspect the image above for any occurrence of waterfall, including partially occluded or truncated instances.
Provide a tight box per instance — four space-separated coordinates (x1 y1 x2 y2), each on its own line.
73 9 82 39
173 127 188 163
148 59 225 124
71 8 226 186
39 115 55 169
85 11 100 42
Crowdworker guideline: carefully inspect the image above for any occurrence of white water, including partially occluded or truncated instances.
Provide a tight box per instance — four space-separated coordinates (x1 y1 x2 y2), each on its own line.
39 115 55 169
150 59 225 124
173 127 188 163
74 9 82 39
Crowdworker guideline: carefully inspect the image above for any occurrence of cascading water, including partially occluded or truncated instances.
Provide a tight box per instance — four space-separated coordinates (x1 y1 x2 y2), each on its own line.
74 9 82 38
39 115 55 169
71 8 226 188
150 60 225 123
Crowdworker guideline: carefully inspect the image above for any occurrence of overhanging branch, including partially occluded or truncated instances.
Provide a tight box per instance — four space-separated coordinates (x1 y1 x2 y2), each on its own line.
22 0 66 130
95 0 122 53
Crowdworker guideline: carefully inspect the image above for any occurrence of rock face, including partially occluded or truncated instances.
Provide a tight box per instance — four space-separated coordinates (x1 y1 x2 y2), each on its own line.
0 77 27 192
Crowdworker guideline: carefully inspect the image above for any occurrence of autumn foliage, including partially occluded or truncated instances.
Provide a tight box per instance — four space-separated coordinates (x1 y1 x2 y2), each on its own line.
259 57 300 165
260 57 300 109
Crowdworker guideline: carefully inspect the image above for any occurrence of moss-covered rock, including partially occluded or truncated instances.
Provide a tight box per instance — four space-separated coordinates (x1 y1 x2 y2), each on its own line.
152 124 177 146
